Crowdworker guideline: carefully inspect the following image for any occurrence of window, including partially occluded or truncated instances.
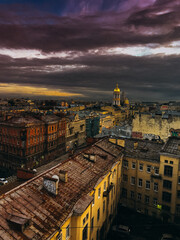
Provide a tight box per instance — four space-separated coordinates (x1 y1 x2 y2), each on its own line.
132 162 136 169
123 174 128 182
177 190 180 199
97 208 100 221
154 167 159 175
123 160 128 168
164 165 173 177
122 188 127 198
91 217 94 231
139 163 143 171
66 224 70 239
98 187 101 199
145 195 149 204
146 180 150 189
104 181 106 191
163 180 172 190
162 205 171 212
83 218 86 225
178 176 180 184
130 191 134 199
170 161 173 165
103 200 105 213
147 165 151 173
162 192 171 203
153 198 157 206
165 160 168 163
138 178 142 187
131 176 135 185
92 193 95 206
176 204 180 216
82 224 88 240
137 193 142 201
86 213 89 220
154 182 158 192
56 232 62 240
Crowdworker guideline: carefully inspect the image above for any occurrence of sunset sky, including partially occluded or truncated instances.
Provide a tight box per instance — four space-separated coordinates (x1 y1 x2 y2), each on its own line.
0 0 180 100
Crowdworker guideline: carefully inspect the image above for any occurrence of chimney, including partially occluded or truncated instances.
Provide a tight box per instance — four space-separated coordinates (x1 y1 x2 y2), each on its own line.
134 142 138 150
89 154 96 162
178 144 180 151
43 176 58 195
59 170 68 183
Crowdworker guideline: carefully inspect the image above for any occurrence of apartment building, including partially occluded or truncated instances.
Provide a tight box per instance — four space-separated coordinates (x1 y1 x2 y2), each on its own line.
110 137 180 223
0 114 66 169
0 138 123 240
65 113 86 151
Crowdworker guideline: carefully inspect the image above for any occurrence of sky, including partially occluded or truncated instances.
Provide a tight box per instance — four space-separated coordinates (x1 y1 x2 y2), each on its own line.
0 0 180 101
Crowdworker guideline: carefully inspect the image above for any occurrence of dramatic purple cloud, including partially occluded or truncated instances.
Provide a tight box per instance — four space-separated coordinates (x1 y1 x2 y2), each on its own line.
0 0 180 100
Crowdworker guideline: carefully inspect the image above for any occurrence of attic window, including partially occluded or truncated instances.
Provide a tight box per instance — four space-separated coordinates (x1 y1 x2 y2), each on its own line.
6 213 31 232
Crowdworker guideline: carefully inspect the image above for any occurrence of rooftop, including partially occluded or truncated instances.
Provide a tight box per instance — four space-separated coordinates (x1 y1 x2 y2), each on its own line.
0 138 123 240
0 116 43 127
124 138 163 162
161 137 180 156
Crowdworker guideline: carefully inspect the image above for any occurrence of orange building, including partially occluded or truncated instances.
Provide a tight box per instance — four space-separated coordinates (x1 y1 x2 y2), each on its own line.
0 115 66 169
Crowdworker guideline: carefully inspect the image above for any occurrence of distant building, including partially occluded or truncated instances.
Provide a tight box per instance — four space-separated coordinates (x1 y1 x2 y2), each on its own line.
113 83 121 106
65 113 86 150
0 115 66 169
132 112 180 141
86 116 100 137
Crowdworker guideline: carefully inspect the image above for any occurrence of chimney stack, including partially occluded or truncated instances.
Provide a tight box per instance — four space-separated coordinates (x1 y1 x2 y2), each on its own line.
59 170 68 183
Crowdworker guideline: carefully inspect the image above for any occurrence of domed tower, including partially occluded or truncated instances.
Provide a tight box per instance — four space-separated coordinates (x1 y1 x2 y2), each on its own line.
113 83 121 106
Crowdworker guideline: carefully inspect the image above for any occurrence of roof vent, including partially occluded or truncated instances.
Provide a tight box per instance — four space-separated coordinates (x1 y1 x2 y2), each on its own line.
83 153 96 162
59 170 68 183
43 176 58 195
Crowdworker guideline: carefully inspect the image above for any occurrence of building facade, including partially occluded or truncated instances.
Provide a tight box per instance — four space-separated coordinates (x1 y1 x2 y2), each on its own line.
0 138 123 240
110 137 180 223
65 114 86 151
113 84 121 106
0 115 66 169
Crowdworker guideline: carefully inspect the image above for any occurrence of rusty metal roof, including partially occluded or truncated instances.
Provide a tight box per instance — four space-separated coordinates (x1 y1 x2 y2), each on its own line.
0 138 123 240
161 137 180 156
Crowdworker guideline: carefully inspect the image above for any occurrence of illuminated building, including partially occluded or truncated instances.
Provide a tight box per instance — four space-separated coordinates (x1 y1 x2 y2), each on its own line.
113 83 121 106
0 138 123 240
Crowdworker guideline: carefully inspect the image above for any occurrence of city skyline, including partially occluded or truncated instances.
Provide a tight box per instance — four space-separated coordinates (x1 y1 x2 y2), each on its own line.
0 0 180 100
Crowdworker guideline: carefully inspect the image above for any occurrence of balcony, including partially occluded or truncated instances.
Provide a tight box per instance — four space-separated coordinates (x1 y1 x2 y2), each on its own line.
103 183 114 197
151 174 162 180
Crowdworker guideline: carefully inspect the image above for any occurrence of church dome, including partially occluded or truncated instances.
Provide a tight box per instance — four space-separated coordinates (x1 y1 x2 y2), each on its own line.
114 83 120 92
